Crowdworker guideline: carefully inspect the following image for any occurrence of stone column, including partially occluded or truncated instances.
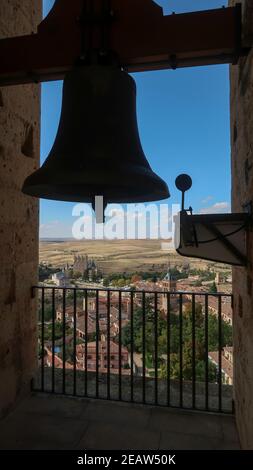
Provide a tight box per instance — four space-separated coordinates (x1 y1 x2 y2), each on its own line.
229 0 253 449
0 1 42 417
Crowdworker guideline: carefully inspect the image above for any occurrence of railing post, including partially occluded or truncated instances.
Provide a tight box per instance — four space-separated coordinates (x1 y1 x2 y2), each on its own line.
192 293 196 409
52 288 55 394
154 292 158 406
167 292 171 407
84 289 88 397
118 290 122 401
73 288 77 396
179 293 183 408
205 295 209 411
96 289 99 399
142 291 146 404
107 290 111 400
41 287 45 392
62 288 66 394
218 295 223 412
130 291 134 402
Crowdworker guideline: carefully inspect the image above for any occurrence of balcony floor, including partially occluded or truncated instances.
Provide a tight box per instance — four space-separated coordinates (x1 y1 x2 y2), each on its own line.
0 393 240 450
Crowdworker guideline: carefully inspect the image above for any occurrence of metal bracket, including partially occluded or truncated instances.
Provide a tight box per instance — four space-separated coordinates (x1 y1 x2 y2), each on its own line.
202 221 248 266
175 174 252 266
178 211 251 266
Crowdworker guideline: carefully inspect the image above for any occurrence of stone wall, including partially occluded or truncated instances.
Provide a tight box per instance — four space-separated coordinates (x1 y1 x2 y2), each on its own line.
0 1 42 418
229 0 253 449
35 368 234 414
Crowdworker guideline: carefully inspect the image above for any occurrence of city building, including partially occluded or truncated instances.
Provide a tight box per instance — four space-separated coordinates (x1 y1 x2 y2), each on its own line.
208 347 233 385
51 270 68 287
158 267 178 313
44 346 74 370
76 340 129 372
83 294 131 320
160 267 177 292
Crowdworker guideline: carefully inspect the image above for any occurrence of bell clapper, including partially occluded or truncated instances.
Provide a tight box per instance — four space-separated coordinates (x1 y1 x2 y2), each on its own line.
92 195 107 224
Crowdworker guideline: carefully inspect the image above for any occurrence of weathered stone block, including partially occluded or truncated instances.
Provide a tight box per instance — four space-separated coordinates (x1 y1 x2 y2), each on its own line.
229 0 253 450
0 1 42 419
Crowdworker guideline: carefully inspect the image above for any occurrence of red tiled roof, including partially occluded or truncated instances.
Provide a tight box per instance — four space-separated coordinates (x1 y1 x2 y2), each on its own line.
208 350 233 381
44 347 73 370
81 340 128 355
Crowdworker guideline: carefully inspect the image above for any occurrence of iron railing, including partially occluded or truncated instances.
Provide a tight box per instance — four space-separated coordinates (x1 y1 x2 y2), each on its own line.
33 286 233 413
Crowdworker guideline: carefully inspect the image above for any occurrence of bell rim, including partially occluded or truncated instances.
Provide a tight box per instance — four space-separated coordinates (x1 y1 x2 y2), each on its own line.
22 182 170 203
22 174 170 203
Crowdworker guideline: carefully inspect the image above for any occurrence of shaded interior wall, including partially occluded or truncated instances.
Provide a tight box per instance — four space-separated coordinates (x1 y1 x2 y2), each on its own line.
229 0 253 450
0 1 42 417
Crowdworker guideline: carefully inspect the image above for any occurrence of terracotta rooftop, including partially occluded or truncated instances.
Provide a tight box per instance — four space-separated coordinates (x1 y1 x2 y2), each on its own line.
208 350 233 381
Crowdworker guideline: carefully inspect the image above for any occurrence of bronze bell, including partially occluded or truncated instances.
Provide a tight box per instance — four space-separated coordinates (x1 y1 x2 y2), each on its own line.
22 65 170 204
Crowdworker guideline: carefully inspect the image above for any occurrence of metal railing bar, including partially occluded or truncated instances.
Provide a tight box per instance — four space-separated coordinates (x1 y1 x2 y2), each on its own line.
73 288 77 396
52 288 55 394
107 290 111 400
205 294 209 411
179 293 183 408
218 295 222 412
167 292 171 407
32 285 232 297
130 291 134 402
192 293 196 409
96 289 99 399
62 288 66 394
84 289 88 397
41 287 45 392
118 290 122 401
142 291 146 404
154 292 158 406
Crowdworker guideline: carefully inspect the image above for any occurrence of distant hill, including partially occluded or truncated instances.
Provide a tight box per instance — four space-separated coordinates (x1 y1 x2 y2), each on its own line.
39 239 213 274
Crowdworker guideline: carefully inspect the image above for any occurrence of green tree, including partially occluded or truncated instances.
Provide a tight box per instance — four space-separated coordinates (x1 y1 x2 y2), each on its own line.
122 301 166 366
38 305 54 322
38 321 71 342
209 282 217 293
103 277 110 287
122 299 232 384
73 271 82 279
111 278 128 288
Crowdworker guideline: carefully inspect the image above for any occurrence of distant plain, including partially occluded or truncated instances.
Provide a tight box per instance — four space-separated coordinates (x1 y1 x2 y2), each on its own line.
39 239 216 274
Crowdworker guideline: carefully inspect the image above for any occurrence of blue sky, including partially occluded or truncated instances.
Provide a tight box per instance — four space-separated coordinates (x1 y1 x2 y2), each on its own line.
40 0 230 238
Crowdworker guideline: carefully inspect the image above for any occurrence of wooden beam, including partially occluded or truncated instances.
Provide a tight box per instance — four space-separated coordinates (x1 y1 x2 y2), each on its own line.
0 0 243 86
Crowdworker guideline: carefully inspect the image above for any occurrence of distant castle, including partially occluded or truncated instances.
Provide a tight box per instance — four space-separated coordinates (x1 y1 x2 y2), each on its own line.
73 254 98 279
